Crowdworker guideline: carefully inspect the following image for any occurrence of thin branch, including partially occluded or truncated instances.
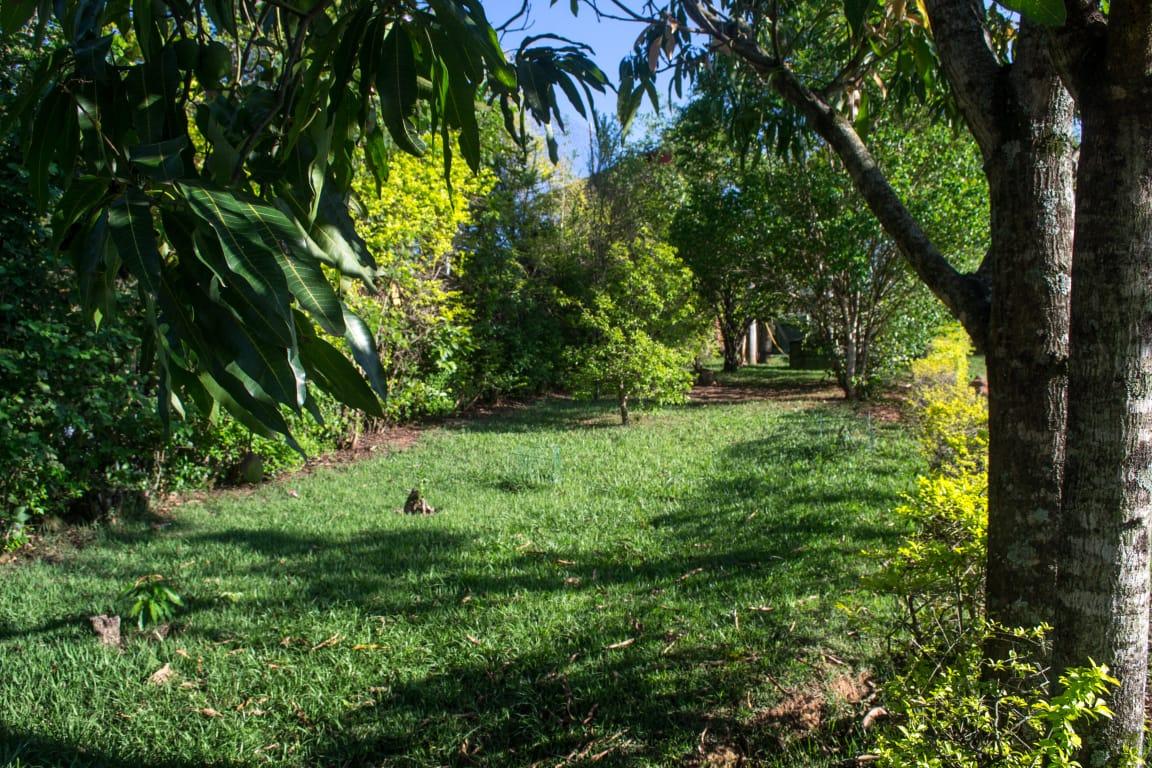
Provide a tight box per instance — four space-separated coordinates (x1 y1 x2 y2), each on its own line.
682 0 990 346
229 0 333 184
495 0 530 33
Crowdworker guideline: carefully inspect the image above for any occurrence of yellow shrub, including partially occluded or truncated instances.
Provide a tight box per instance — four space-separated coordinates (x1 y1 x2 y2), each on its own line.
910 325 987 473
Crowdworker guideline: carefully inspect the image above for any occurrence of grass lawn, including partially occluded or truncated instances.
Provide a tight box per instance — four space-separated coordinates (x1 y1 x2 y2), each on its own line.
0 377 920 767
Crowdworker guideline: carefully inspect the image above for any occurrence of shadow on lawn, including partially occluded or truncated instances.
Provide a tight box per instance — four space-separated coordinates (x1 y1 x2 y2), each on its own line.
0 729 217 768
2 400 908 767
309 642 772 767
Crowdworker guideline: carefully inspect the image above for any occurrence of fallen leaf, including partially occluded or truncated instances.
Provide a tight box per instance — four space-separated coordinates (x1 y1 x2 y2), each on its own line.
198 707 222 718
352 643 385 651
555 559 576 565
287 489 299 498
748 605 774 612
174 648 191 658
147 663 176 686
604 638 636 650
862 706 888 730
310 633 342 651
466 635 482 646
822 651 847 666
677 567 704 582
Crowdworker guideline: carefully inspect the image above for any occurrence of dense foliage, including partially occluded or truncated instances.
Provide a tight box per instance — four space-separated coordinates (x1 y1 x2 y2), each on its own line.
0 0 607 448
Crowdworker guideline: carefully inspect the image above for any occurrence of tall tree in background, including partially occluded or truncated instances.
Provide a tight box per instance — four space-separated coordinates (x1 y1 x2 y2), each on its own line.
562 124 706 423
667 109 780 373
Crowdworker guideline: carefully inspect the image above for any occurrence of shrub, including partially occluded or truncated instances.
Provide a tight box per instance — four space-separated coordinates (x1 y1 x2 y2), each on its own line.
868 325 1132 767
876 625 1125 768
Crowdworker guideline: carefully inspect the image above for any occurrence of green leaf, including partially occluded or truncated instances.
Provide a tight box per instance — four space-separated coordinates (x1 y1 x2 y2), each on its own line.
129 136 189 181
237 196 346 337
132 0 160 60
311 189 378 286
1 0 37 35
342 305 388 400
202 0 236 37
843 0 878 39
445 76 481 173
108 193 162 297
70 209 117 327
27 85 76 211
377 23 427 156
50 177 110 250
180 183 345 341
995 0 1066 26
197 369 303 453
296 315 383 417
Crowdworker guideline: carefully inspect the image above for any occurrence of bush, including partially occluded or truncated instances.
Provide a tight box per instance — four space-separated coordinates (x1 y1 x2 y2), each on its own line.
868 325 1133 767
876 625 1124 768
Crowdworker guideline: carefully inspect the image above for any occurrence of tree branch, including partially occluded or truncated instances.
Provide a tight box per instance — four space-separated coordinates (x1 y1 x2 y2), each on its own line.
683 0 989 346
921 0 1005 158
1049 0 1108 102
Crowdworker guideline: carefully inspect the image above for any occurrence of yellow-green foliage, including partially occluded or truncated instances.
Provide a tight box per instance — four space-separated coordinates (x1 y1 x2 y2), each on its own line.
869 324 989 638
353 142 494 264
876 626 1126 768
910 325 971 391
911 326 987 473
346 139 496 419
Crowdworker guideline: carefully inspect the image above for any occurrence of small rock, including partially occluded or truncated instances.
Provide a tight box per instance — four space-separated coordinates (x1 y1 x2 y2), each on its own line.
89 614 121 647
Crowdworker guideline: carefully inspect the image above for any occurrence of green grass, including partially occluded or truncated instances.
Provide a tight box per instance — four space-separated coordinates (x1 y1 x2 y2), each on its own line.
0 392 919 767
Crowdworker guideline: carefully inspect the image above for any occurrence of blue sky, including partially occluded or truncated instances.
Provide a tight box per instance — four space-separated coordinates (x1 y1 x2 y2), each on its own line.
485 0 679 168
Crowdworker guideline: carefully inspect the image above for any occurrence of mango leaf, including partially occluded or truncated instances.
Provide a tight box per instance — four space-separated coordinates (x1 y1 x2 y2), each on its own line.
342 305 388 400
50 176 110 250
296 315 383 417
376 23 427 156
995 0 1066 26
180 183 298 347
74 210 119 328
240 197 346 337
108 192 162 297
277 187 377 287
180 183 345 338
1 0 37 35
843 0 878 39
129 136 188 181
197 370 303 454
27 85 77 211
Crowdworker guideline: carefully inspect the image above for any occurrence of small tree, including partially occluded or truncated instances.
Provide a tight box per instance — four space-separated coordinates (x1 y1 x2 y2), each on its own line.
567 237 701 424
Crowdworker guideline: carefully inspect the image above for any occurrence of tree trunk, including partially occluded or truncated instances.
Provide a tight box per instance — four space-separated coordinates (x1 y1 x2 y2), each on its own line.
981 43 1076 639
1052 11 1152 758
618 388 630 425
684 0 1073 647
842 331 858 401
719 311 743 372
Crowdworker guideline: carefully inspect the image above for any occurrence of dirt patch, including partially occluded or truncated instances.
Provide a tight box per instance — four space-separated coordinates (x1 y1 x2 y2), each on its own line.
689 382 844 406
313 424 423 468
154 425 425 517
754 672 874 733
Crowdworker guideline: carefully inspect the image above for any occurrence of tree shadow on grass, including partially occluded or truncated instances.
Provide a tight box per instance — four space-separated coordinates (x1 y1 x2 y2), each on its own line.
0 728 217 768
0 400 914 767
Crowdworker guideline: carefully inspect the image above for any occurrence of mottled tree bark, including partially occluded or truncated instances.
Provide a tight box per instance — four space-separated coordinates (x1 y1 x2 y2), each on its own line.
980 29 1075 639
1052 2 1152 759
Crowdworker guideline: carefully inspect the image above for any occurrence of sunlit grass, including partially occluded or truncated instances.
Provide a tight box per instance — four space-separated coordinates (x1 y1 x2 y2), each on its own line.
0 389 918 767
